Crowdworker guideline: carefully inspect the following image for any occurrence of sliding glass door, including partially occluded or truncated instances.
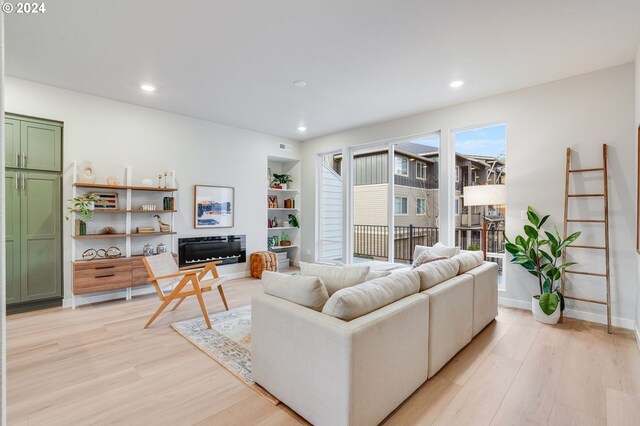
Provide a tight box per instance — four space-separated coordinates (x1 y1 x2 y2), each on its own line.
392 135 440 263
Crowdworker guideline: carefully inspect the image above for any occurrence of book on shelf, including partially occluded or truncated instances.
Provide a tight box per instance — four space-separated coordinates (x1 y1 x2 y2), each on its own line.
163 196 175 210
136 227 156 233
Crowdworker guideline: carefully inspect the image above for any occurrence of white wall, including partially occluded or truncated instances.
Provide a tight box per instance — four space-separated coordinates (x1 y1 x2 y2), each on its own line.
5 77 300 306
301 63 637 328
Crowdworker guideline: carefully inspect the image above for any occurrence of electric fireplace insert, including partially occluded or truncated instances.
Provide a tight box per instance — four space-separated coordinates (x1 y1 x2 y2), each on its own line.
178 235 246 267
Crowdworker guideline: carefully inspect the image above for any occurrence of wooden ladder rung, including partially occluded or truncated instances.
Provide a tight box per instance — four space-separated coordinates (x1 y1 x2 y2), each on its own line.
565 270 607 277
568 194 605 197
566 219 605 223
566 245 606 250
564 295 607 305
568 168 604 173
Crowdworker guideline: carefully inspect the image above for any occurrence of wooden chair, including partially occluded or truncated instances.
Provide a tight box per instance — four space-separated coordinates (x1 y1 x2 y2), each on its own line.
142 253 229 329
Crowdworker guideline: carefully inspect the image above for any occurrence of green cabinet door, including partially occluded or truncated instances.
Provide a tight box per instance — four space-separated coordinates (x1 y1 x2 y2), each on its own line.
5 118 21 168
20 172 62 301
21 121 62 172
5 171 22 304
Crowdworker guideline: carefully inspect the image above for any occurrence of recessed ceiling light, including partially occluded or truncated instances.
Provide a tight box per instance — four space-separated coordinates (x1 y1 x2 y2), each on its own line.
297 126 307 132
293 80 307 88
449 80 464 88
140 83 156 92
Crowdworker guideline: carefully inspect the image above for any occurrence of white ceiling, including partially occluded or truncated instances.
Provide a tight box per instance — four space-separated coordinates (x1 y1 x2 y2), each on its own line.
5 1 640 140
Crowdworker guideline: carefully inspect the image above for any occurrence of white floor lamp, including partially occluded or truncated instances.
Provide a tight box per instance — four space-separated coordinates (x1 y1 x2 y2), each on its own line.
462 184 506 260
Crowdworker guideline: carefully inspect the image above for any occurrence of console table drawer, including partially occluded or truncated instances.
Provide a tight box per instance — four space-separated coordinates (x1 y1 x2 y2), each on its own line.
73 262 132 294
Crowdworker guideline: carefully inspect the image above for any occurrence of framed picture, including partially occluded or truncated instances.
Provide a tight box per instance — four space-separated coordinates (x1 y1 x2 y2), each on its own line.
194 185 234 228
94 192 118 210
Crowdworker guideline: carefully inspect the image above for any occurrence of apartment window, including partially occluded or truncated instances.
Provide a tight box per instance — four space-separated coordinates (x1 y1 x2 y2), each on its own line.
455 198 460 214
456 165 461 182
416 162 427 180
416 198 427 215
394 156 408 176
394 196 408 215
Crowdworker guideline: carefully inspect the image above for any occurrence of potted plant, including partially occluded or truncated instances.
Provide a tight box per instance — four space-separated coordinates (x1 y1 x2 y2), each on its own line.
504 206 581 324
65 193 106 235
271 173 293 190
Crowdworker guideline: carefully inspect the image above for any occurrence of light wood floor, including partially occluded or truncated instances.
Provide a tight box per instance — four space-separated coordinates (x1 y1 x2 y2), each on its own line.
7 276 640 425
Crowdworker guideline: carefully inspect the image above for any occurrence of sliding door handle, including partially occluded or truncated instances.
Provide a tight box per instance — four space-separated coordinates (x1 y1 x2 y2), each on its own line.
22 152 26 168
16 152 20 168
15 175 18 191
22 174 26 191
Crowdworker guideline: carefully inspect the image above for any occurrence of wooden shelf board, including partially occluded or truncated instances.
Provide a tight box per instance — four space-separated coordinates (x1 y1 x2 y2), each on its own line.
268 188 299 193
74 182 177 192
268 208 299 211
73 232 177 239
271 245 299 249
268 227 299 231
93 209 177 214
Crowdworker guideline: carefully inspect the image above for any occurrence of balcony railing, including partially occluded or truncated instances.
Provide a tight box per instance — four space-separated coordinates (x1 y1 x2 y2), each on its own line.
353 224 504 263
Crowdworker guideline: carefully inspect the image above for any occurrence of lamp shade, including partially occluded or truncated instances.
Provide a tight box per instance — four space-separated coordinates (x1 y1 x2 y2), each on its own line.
463 184 506 206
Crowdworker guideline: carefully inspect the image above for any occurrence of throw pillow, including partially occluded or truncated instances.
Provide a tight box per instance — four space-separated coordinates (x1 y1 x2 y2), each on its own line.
322 271 420 321
431 242 460 258
299 262 370 296
451 251 484 273
262 271 329 311
413 249 447 268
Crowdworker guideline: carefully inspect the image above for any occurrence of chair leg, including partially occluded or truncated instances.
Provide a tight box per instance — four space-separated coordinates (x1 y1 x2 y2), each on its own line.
217 284 229 311
144 297 173 329
171 297 186 311
192 278 212 329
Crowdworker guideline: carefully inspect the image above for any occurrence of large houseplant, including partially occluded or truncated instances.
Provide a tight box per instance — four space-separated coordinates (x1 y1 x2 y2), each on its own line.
504 206 580 324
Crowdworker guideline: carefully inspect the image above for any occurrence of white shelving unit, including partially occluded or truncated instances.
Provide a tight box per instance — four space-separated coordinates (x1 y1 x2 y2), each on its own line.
70 162 177 308
267 156 301 268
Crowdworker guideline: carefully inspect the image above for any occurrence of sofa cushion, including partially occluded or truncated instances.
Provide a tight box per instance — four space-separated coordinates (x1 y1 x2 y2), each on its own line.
262 271 329 311
300 262 370 296
365 270 392 281
413 249 447 268
452 251 484 273
322 272 420 321
415 258 460 291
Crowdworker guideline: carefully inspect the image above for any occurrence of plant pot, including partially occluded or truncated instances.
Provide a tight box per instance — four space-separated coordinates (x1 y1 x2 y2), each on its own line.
280 183 288 190
531 295 560 325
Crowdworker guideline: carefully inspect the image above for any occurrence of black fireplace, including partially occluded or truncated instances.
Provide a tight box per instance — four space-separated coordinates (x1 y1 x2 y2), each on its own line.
178 235 246 267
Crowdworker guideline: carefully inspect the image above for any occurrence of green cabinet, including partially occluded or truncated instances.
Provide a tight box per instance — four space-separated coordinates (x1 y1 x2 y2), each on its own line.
5 115 63 308
5 116 62 172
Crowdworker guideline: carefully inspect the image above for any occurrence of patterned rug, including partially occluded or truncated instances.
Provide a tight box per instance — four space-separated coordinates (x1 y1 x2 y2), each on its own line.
171 305 278 404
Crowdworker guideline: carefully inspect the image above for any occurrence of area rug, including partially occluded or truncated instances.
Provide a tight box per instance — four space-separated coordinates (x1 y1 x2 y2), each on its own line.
171 305 279 405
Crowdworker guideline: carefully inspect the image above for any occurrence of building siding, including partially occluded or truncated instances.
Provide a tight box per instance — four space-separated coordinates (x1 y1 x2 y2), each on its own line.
320 163 343 261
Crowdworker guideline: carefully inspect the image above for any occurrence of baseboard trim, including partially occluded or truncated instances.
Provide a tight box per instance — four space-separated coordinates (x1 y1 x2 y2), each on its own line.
63 270 252 309
498 296 634 330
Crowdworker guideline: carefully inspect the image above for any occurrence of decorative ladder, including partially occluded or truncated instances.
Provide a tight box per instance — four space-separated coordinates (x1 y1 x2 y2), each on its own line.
561 144 611 333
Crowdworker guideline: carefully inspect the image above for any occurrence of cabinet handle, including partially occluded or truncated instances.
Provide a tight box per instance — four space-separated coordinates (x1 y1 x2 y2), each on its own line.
22 174 25 191
22 152 26 168
15 175 18 190
16 152 20 167
95 274 116 279
95 265 115 270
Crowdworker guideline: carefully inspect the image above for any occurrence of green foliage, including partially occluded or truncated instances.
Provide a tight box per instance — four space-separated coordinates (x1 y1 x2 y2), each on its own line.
467 243 479 251
271 173 293 186
504 206 581 314
65 193 106 222
288 214 300 228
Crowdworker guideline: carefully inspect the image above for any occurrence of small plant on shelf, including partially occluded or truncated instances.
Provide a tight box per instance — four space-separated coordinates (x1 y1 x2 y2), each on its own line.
65 193 106 222
288 214 299 228
271 174 293 189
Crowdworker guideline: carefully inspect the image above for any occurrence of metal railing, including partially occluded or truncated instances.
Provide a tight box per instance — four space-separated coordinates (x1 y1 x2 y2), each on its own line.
353 225 504 263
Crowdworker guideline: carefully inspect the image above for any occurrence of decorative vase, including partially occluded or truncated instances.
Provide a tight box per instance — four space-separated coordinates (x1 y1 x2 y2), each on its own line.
79 221 87 236
141 178 154 187
143 244 154 256
531 295 560 325
281 183 288 190
156 242 167 254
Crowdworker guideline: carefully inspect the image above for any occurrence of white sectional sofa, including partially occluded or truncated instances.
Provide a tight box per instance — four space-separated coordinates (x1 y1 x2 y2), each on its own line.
252 249 498 426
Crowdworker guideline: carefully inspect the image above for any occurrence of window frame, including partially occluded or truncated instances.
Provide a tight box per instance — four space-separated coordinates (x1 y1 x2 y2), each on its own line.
416 198 427 215
394 196 408 215
394 155 409 177
416 162 427 180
